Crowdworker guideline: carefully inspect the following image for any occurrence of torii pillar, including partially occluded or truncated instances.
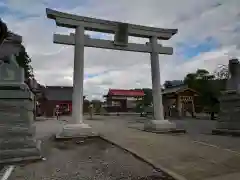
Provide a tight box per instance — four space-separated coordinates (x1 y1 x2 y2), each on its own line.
46 8 180 137
72 26 85 124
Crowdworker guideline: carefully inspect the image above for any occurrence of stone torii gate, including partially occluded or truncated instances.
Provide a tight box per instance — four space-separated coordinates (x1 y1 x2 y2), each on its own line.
46 8 178 137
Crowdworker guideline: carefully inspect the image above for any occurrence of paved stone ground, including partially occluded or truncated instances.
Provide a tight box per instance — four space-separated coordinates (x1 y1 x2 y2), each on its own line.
126 116 240 152
84 116 240 180
22 116 240 180
172 119 240 152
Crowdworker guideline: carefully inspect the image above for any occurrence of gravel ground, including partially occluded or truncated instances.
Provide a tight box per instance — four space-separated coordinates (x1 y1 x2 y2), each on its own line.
8 137 174 180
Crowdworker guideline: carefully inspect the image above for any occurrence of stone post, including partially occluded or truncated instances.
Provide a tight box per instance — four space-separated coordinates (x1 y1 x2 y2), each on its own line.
0 52 41 164
212 59 240 135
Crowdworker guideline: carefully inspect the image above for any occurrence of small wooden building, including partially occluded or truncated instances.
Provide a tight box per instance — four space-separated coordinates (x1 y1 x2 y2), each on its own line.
162 85 200 118
103 89 144 112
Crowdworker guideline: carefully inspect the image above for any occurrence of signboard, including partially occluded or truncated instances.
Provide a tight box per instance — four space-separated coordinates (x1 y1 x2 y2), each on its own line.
180 96 193 102
127 97 137 100
114 23 129 46
111 96 127 100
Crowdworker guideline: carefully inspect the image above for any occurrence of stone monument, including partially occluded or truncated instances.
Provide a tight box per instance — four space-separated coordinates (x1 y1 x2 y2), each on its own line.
0 34 41 165
212 59 240 135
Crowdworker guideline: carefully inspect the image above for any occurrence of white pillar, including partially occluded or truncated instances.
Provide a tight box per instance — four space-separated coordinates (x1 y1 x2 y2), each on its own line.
150 36 164 120
72 26 85 124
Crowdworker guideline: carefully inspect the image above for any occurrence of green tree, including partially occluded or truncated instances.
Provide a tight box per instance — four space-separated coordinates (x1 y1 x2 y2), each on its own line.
142 88 153 106
183 69 220 119
135 100 142 113
184 69 215 93
91 99 102 114
163 80 184 89
15 45 34 79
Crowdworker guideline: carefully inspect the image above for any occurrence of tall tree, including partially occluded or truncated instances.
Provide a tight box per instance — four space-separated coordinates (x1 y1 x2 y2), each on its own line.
163 81 173 88
142 88 153 106
214 64 229 80
91 99 102 113
0 19 8 44
184 69 215 92
183 69 220 119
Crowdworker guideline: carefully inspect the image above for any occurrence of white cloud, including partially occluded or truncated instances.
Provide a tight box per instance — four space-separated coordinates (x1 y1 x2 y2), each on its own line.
1 0 240 100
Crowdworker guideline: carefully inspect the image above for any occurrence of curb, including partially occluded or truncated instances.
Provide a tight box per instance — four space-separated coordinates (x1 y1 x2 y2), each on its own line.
35 117 57 121
128 125 186 135
144 128 186 134
0 166 15 180
99 135 187 180
212 129 240 136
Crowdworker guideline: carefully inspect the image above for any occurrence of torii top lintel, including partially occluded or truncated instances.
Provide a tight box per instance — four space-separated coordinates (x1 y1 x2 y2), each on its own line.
46 8 177 40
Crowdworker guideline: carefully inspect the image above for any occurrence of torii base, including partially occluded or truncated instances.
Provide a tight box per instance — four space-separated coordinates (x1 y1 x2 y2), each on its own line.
55 123 98 139
144 120 186 134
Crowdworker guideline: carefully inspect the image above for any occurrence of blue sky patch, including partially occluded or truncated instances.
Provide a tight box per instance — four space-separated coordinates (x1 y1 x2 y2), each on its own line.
176 36 220 59
84 70 109 79
87 32 113 40
0 1 40 20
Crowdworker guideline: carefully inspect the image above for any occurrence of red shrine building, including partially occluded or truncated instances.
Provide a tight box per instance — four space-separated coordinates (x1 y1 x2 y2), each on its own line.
39 86 85 117
103 89 144 112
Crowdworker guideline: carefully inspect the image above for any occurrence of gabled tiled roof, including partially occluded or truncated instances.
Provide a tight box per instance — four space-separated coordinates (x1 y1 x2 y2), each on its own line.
162 85 199 95
108 89 144 96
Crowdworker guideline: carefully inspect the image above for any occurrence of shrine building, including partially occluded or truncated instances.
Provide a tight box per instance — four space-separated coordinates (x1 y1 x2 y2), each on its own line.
103 89 144 112
162 85 200 117
39 86 86 117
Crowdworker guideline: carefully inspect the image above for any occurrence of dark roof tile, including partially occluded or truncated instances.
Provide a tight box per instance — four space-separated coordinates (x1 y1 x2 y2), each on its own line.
162 85 188 94
44 86 73 101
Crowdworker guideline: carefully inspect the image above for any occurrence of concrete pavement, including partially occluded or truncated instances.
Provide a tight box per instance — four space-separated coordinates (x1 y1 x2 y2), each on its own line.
35 116 240 180
85 116 240 180
172 119 240 152
128 117 240 152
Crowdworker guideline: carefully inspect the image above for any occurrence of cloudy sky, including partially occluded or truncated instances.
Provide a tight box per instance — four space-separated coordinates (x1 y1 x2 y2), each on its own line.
1 0 240 100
